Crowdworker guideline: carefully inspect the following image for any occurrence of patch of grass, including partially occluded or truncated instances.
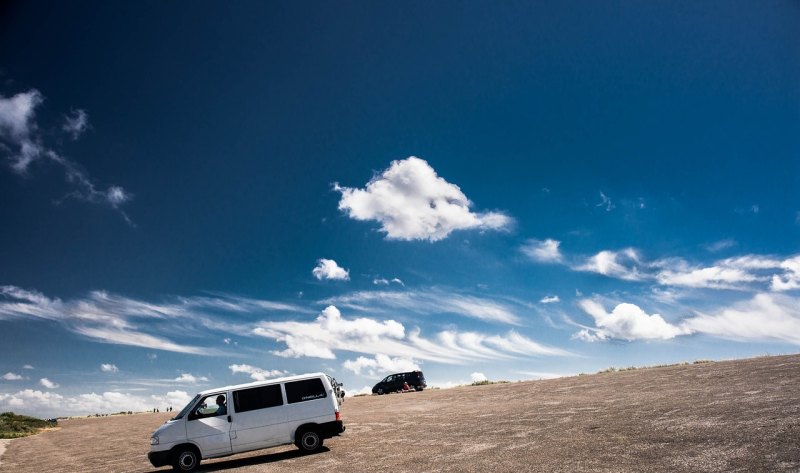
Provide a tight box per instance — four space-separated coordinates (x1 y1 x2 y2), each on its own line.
470 380 509 386
596 359 717 375
0 411 57 439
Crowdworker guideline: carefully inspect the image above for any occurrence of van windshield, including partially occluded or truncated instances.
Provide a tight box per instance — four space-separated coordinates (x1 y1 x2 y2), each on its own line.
172 394 201 420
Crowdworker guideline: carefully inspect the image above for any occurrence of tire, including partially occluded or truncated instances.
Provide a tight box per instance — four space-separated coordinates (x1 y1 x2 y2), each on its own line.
377 388 384 395
416 386 424 392
296 428 323 453
172 446 200 472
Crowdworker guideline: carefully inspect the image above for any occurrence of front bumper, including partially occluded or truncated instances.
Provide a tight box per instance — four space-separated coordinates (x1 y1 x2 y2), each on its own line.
148 449 172 468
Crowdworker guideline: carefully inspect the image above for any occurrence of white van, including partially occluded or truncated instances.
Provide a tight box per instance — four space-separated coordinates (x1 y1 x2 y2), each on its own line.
148 372 345 471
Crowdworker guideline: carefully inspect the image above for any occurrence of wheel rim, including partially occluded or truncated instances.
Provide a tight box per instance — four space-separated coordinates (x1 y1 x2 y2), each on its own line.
302 432 319 450
179 451 196 470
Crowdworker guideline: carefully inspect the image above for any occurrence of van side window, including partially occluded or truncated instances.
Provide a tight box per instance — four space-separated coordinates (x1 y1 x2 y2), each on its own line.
285 378 327 404
233 384 283 413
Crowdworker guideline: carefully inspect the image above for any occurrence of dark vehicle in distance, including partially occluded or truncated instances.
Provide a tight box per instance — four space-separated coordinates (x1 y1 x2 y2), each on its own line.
372 371 426 394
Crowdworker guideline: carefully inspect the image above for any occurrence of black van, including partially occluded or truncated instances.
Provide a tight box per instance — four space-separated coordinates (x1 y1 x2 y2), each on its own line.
372 371 426 394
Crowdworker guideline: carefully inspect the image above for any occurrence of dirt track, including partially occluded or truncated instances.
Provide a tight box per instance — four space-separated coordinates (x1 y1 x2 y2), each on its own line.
2 354 799 472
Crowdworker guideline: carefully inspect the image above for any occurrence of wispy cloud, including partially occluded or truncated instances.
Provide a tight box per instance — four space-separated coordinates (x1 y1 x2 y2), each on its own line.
228 364 287 381
174 373 209 384
539 295 560 304
312 258 350 281
322 288 523 325
596 191 615 211
335 156 512 241
520 239 563 264
253 305 570 364
0 88 133 223
62 109 89 140
575 248 644 281
0 286 306 355
100 363 118 373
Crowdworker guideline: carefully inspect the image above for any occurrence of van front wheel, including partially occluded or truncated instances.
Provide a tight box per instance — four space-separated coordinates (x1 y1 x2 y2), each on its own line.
296 429 323 453
172 447 200 472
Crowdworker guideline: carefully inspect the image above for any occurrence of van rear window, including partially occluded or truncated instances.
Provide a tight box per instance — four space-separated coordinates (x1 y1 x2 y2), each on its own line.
233 384 283 413
285 378 327 404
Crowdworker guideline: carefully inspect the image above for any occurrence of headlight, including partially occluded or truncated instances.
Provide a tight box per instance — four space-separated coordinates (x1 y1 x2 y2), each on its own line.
150 436 159 445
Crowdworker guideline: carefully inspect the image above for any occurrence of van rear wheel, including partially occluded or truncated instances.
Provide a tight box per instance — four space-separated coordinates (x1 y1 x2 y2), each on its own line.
296 428 323 453
172 446 200 472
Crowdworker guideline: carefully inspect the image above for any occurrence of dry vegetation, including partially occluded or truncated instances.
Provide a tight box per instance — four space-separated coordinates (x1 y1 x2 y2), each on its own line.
1 354 798 472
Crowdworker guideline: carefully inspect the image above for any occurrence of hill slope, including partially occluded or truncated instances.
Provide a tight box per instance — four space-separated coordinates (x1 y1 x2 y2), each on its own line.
1 354 799 472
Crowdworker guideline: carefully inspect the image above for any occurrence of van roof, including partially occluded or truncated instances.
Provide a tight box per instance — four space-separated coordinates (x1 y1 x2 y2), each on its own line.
197 372 328 396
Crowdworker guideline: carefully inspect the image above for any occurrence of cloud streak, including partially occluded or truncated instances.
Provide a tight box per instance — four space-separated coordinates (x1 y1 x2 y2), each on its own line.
0 88 133 223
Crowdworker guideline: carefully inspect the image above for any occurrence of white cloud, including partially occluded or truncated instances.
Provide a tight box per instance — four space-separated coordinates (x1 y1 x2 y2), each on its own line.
656 266 760 289
0 286 305 355
2 372 23 380
336 156 512 241
520 239 563 263
571 328 608 342
576 249 644 281
0 90 43 173
342 354 420 377
347 386 374 397
40 378 59 389
228 364 286 381
174 373 209 384
323 288 522 325
312 259 350 281
254 305 569 364
373 278 389 285
683 293 800 345
391 278 405 286
62 109 89 140
23 364 34 370
0 89 133 223
705 239 737 253
100 363 119 373
470 372 487 383
577 300 687 341
0 388 193 418
596 191 615 211
540 295 560 304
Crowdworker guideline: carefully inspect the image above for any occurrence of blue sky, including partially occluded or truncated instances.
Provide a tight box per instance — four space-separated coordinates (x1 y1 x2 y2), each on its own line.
1 1 799 417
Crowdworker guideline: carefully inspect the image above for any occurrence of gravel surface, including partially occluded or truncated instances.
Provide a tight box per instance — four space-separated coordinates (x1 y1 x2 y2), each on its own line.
2 354 799 472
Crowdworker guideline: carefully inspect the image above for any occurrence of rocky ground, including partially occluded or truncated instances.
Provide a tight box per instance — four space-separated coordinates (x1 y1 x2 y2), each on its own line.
1 354 799 472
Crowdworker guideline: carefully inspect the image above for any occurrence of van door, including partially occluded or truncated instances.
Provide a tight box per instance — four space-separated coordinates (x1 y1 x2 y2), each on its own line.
230 383 287 453
186 393 232 457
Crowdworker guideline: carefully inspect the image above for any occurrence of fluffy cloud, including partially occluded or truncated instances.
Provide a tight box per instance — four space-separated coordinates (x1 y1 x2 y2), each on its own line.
40 378 59 389
254 305 569 364
521 239 563 263
2 372 23 380
0 389 192 418
100 363 119 373
540 295 560 304
336 157 512 241
342 354 420 377
312 259 350 281
228 364 286 381
174 373 209 384
470 372 488 383
578 300 687 341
